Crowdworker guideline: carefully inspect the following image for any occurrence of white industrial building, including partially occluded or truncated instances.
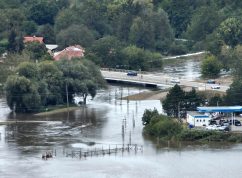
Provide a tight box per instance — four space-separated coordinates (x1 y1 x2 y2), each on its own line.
187 111 210 127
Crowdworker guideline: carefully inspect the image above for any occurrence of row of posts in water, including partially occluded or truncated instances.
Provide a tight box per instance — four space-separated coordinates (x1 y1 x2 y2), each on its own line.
65 144 143 159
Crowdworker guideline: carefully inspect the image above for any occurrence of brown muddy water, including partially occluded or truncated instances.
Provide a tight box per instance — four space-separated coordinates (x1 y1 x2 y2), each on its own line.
0 57 240 178
1 85 242 178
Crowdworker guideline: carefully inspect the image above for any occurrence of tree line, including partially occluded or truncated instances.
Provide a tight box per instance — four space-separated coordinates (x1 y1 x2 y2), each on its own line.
5 59 105 112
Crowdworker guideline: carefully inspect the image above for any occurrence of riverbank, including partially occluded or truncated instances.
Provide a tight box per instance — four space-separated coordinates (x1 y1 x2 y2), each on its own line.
122 90 168 101
34 106 80 116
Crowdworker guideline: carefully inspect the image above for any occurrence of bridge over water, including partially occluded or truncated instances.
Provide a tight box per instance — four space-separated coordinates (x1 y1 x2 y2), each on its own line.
101 69 229 92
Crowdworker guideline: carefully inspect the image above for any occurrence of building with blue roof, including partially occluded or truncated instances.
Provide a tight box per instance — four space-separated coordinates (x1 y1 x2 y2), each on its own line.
187 106 242 127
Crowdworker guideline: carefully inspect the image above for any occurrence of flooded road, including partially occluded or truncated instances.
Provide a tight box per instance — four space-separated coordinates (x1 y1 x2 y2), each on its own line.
0 59 241 178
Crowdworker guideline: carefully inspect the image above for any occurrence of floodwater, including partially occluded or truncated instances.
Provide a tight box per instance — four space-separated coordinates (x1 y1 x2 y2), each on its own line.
0 60 242 178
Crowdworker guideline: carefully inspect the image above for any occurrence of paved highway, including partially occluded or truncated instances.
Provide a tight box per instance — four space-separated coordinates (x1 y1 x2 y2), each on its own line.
101 70 230 92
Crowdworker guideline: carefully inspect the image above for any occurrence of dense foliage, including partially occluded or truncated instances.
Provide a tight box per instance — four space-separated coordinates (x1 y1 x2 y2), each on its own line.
201 55 222 78
162 85 203 118
5 59 105 112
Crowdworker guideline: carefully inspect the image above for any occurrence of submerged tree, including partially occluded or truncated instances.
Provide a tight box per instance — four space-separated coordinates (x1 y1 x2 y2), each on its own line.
5 59 105 112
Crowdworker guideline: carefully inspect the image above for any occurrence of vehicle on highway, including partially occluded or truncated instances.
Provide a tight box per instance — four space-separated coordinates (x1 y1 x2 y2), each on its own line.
211 85 220 89
170 78 180 83
207 79 216 84
127 71 137 76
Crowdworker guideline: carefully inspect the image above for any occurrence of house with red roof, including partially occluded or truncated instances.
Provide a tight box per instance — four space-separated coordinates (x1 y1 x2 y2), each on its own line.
23 36 44 44
53 45 85 61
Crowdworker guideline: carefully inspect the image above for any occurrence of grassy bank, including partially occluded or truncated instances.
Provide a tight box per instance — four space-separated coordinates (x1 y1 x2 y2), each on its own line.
34 106 80 116
122 90 166 100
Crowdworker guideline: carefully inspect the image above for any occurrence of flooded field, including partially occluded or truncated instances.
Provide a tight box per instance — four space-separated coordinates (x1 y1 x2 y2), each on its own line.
1 59 241 178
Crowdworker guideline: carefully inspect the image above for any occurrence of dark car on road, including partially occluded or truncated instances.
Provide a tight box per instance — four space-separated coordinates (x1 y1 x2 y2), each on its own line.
127 71 138 76
207 79 216 84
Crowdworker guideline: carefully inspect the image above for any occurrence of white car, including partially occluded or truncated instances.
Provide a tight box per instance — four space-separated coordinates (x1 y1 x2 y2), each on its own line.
170 78 180 84
206 125 228 131
211 85 220 89
206 125 218 130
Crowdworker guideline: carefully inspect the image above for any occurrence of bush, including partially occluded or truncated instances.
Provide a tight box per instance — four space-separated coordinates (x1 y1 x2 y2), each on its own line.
143 114 182 138
201 55 222 78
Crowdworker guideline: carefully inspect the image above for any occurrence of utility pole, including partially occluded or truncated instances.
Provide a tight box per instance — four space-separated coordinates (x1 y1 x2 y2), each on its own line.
66 82 69 111
178 102 181 122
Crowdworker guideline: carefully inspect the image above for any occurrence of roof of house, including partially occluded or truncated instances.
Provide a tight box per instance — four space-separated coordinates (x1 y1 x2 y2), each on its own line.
197 106 242 113
53 45 85 61
24 36 44 43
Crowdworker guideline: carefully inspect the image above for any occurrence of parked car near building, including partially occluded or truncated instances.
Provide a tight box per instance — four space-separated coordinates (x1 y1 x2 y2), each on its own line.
206 125 229 131
229 120 241 126
211 85 220 89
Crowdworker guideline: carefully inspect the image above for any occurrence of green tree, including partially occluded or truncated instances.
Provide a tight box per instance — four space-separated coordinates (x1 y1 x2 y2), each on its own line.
56 59 105 104
21 21 37 35
218 18 242 48
37 24 56 44
201 55 221 78
163 84 185 118
89 36 123 67
28 1 59 25
5 75 41 112
129 16 155 50
24 42 48 60
17 62 38 79
7 29 24 53
209 94 223 106
166 0 194 37
121 45 147 70
38 61 63 105
56 24 95 49
143 114 182 138
224 79 242 106
54 8 83 34
184 88 203 112
186 6 222 41
142 108 159 125
80 0 111 36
